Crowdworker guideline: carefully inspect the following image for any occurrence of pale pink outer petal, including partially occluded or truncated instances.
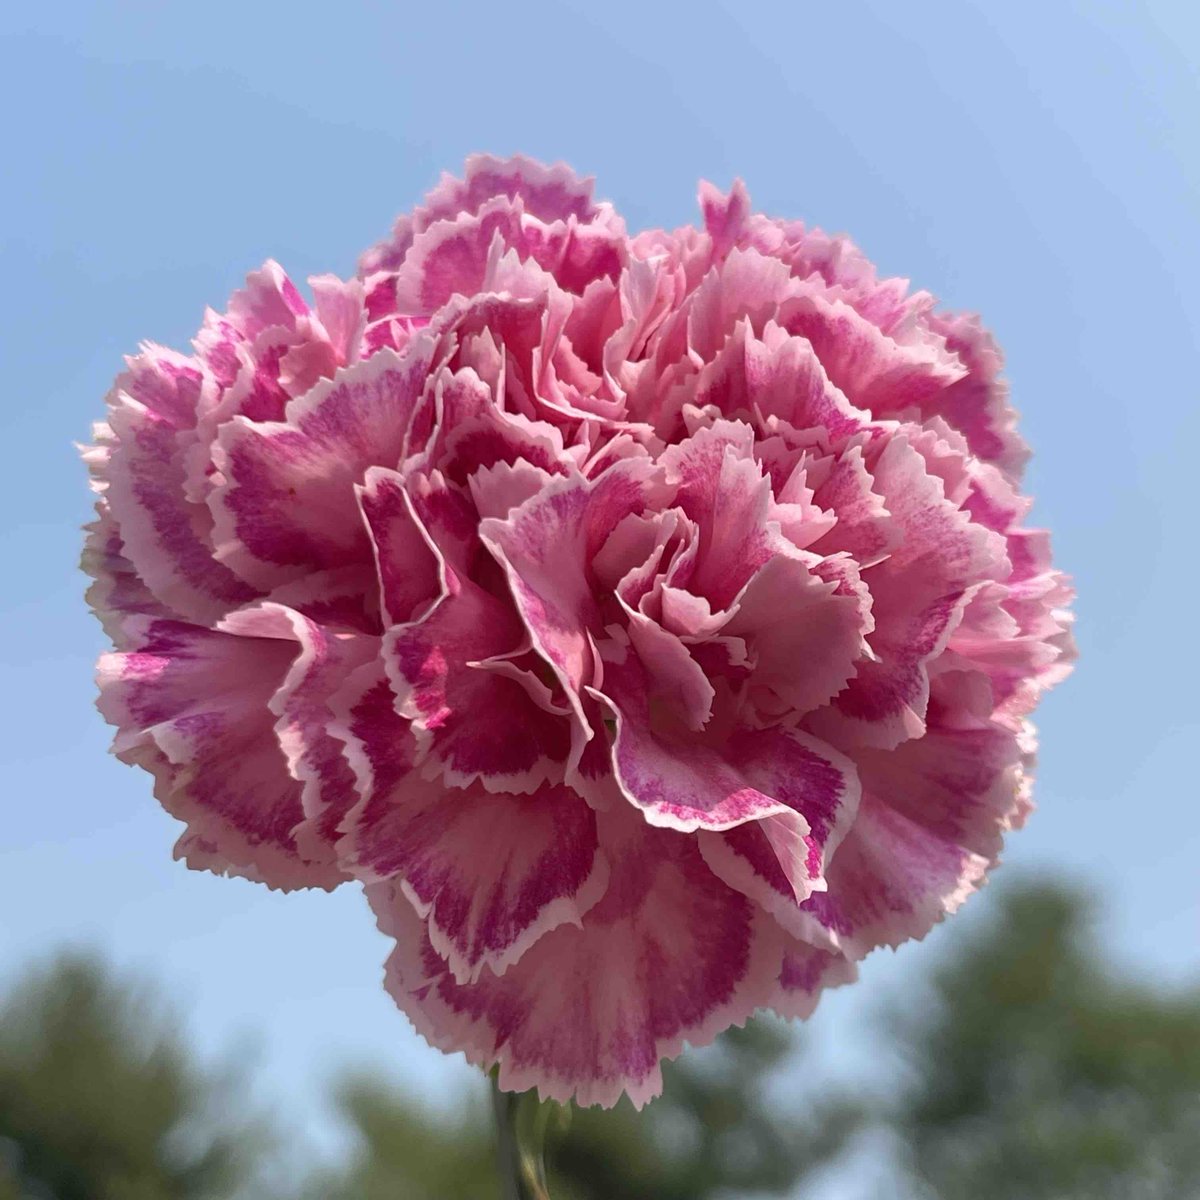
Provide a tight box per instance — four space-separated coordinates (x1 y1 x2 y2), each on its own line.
768 940 859 1020
852 716 1026 866
218 604 376 865
96 617 343 890
369 805 783 1108
332 622 603 985
345 775 608 985
103 393 256 625
923 310 1029 480
81 506 169 642
799 699 1025 958
797 793 991 959
779 290 967 414
359 154 601 275
807 435 1008 750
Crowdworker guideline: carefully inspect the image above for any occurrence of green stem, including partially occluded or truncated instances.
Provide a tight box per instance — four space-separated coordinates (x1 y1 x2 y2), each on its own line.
491 1074 552 1200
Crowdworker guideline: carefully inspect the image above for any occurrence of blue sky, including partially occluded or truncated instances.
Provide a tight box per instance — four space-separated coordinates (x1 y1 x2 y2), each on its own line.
1 0 1197 1178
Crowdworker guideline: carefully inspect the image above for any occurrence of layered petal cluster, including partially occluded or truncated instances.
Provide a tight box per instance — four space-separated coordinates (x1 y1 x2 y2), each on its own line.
86 155 1074 1106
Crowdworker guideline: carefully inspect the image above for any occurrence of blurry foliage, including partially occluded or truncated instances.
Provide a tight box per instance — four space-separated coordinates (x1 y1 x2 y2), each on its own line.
304 1078 497 1200
315 1018 855 1200
547 1020 857 1200
3 881 1198 1199
885 882 1200 1200
0 953 271 1200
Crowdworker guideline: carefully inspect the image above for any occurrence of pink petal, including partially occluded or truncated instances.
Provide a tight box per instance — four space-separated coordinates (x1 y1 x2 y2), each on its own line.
799 791 991 959
386 572 572 794
258 566 381 635
779 291 967 414
694 320 865 445
853 697 1026 866
698 178 751 261
414 365 570 485
597 644 860 841
369 805 781 1107
218 604 376 864
726 550 868 720
392 197 527 316
699 817 832 937
96 617 343 890
924 311 1029 480
357 466 443 625
686 249 794 362
444 153 599 226
217 260 310 343
81 506 168 642
479 459 659 711
805 444 897 568
103 395 256 624
808 435 1008 750
360 153 600 275
211 342 434 589
659 420 778 611
769 940 858 1020
309 273 367 366
347 778 607 984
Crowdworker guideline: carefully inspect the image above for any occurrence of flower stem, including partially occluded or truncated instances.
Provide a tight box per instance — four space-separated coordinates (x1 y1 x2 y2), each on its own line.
491 1073 553 1200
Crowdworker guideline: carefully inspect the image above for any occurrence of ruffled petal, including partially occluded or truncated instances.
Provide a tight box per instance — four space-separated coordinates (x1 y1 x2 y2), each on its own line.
345 775 607 984
81 506 169 642
779 290 967 414
370 806 781 1107
211 343 434 589
218 604 376 864
768 940 858 1020
96 617 344 889
357 466 443 625
479 459 660 712
808 434 1008 750
360 154 601 275
386 572 572 794
597 642 861 850
693 320 865 445
726 551 868 720
101 358 257 623
797 792 990 959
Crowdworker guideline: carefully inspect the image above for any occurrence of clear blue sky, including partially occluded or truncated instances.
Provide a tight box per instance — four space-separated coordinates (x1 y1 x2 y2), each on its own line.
1 0 1197 1178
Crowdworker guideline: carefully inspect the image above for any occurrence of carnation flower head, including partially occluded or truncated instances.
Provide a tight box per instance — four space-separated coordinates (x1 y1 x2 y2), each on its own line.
85 155 1074 1106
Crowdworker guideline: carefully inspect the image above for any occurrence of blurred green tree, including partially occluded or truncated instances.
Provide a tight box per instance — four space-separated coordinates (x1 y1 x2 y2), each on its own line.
0 952 272 1200
884 882 1200 1200
11 881 1195 1200
550 1020 856 1200
304 1076 497 1200
317 1017 857 1200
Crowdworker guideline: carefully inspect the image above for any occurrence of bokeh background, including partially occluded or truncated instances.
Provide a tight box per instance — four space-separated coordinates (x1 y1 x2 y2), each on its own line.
1 2 1196 1197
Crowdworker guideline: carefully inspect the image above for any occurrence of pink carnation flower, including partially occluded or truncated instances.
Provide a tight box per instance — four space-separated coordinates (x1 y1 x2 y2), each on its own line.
85 155 1074 1106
